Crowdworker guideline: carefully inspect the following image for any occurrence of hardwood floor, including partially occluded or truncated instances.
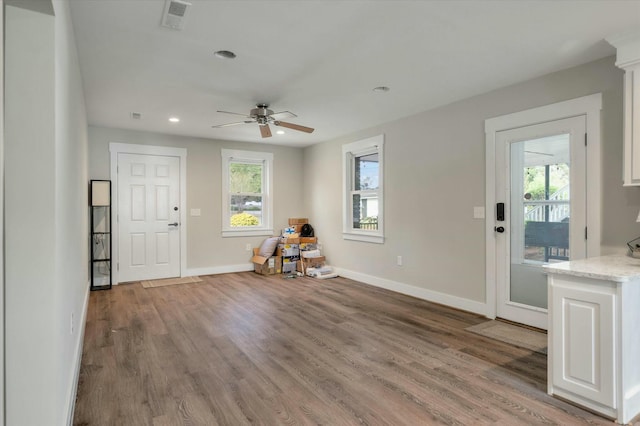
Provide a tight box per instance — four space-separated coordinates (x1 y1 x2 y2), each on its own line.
74 272 613 425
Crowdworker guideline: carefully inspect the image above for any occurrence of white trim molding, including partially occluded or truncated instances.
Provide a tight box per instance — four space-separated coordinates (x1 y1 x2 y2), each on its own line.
334 267 487 316
65 284 90 426
484 93 602 319
109 142 188 284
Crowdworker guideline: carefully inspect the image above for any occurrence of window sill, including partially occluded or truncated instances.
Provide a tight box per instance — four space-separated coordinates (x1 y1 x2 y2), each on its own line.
343 232 384 244
222 228 274 238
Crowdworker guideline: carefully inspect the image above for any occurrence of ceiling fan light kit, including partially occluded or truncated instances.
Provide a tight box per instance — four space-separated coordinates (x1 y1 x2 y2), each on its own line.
212 103 315 138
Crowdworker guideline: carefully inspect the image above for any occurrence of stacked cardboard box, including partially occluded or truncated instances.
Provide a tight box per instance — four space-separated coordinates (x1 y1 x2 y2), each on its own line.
291 217 326 274
279 237 300 273
252 247 282 275
279 218 306 274
297 237 325 274
288 218 308 234
251 220 326 276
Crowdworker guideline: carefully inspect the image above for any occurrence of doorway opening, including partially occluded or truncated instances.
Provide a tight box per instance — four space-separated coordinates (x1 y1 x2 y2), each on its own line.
485 94 602 329
109 143 187 284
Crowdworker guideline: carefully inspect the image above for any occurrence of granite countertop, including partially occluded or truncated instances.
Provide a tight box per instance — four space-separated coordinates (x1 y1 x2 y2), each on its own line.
544 254 640 282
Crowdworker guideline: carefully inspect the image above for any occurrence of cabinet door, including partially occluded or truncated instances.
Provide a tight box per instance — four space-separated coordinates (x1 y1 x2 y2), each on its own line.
551 280 615 407
623 64 640 185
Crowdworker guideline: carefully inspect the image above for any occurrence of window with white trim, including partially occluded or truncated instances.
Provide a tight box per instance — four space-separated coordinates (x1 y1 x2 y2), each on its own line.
221 149 273 237
342 135 384 243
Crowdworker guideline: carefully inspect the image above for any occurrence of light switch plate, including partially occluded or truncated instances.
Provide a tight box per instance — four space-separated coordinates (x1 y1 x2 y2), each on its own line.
473 206 485 219
190 208 201 216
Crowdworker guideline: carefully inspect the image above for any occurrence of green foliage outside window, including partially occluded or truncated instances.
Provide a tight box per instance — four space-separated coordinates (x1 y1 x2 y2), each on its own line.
230 163 262 193
524 164 568 200
230 212 259 227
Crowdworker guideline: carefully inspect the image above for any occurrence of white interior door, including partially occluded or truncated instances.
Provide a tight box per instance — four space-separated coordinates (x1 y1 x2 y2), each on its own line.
117 153 181 282
495 116 586 330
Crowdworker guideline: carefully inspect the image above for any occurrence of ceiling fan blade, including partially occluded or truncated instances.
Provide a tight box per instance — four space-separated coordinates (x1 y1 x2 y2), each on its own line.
217 110 252 118
211 120 254 128
270 111 297 120
274 121 315 133
260 124 272 138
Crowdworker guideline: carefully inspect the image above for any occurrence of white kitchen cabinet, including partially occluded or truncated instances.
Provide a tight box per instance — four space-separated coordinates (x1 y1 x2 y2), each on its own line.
607 31 640 186
546 255 640 424
548 275 616 416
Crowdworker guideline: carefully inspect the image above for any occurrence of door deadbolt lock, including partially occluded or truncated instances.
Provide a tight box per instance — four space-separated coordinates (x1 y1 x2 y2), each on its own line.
494 226 505 233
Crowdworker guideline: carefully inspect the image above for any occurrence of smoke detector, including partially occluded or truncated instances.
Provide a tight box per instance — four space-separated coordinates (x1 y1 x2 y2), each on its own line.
161 0 192 30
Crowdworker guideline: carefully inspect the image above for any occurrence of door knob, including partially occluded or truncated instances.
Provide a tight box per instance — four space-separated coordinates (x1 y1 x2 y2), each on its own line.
495 226 505 233
168 222 179 227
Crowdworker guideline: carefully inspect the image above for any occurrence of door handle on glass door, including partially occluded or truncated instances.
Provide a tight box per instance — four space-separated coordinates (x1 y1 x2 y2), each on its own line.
494 226 505 233
168 222 179 227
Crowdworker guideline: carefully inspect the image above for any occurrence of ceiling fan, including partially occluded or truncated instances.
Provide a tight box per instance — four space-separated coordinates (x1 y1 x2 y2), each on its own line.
211 104 315 138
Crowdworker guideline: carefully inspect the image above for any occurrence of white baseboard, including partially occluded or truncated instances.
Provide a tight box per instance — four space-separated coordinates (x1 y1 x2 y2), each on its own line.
334 267 487 316
186 263 254 277
66 283 91 426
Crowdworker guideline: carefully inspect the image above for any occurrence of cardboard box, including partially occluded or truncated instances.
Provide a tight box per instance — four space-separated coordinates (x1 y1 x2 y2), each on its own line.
280 237 300 244
288 218 309 225
299 243 317 251
302 249 321 258
252 248 282 275
278 243 300 257
297 256 326 274
282 258 297 273
300 237 317 244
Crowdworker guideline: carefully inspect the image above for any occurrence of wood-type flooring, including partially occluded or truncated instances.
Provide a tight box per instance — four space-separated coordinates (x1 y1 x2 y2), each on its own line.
74 272 616 425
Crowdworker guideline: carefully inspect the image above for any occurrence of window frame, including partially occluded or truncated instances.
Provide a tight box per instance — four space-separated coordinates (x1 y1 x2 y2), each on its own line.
221 149 274 237
342 135 384 243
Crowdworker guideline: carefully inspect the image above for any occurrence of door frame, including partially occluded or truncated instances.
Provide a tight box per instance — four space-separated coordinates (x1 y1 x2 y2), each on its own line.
109 143 187 284
484 93 602 320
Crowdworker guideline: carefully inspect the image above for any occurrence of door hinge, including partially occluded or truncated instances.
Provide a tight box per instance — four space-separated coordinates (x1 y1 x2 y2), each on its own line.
585 227 588 240
585 133 587 146
117 263 119 271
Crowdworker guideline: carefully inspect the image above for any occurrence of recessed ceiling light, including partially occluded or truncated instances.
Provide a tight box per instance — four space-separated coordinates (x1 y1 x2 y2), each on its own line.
214 50 236 59
276 130 285 135
373 86 390 93
168 117 180 123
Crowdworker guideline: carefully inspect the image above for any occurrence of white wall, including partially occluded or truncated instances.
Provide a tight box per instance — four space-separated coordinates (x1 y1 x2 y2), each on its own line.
4 2 89 424
0 1 5 422
88 126 305 273
53 0 90 422
304 56 633 312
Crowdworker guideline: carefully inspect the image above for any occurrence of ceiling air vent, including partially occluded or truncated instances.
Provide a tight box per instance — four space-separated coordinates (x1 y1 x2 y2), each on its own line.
161 0 192 30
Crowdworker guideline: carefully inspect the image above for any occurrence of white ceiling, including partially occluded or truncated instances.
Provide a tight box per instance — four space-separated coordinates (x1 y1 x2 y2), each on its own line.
69 0 640 147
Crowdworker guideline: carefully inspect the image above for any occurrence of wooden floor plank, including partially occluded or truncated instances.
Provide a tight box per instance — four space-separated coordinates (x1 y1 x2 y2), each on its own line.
74 273 614 425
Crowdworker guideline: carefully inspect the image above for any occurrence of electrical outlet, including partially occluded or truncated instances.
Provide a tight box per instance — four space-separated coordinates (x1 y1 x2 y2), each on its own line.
397 255 403 266
245 243 252 251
